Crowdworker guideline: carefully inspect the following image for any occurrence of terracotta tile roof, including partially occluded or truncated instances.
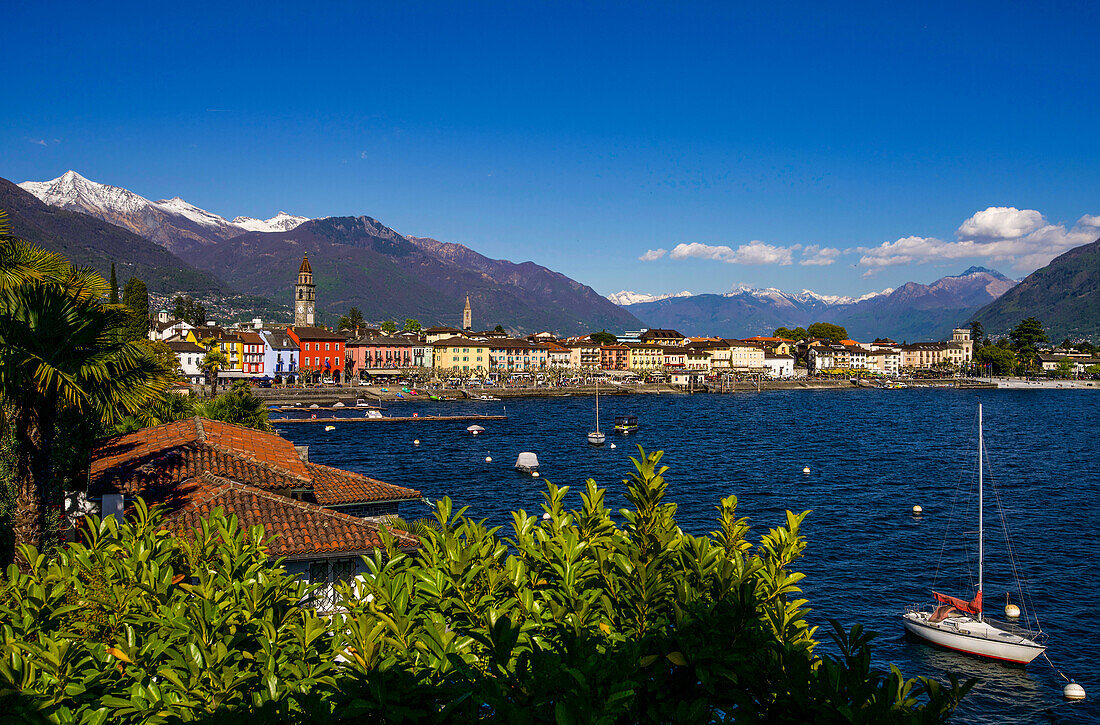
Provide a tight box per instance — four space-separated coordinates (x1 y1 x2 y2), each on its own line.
307 463 421 506
90 418 421 505
168 476 417 558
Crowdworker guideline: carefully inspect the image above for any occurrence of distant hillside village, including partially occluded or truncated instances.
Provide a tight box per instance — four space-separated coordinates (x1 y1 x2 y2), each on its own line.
145 253 1100 387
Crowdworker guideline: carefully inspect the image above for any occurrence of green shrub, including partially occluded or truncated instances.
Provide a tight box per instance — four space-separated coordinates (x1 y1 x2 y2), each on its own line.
0 449 971 723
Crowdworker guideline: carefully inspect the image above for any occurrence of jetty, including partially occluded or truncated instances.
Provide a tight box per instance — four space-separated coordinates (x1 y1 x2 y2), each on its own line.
273 414 507 424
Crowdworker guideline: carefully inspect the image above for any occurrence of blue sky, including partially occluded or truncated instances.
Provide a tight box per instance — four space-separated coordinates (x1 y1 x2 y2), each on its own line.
5 2 1099 298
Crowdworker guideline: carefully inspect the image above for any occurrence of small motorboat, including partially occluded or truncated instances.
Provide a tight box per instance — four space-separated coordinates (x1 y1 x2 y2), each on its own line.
467 424 486 436
333 401 345 407
514 452 539 473
366 409 384 419
614 415 638 433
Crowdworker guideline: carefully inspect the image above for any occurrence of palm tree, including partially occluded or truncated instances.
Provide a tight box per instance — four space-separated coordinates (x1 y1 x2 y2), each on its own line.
0 274 168 569
199 340 228 397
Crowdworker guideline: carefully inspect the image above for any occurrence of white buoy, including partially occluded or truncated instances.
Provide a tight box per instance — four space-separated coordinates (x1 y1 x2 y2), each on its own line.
802 467 811 474
413 439 420 445
1005 603 1021 618
532 471 540 478
472 430 479 436
324 425 335 431
610 443 616 449
542 512 551 521
912 505 923 515
485 456 492 463
1064 682 1086 700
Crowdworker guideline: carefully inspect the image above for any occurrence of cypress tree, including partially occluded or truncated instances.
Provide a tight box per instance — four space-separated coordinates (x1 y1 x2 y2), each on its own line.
109 263 119 304
121 277 150 340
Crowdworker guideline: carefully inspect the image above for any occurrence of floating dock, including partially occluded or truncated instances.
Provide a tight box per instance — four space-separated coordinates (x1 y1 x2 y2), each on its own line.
273 414 507 424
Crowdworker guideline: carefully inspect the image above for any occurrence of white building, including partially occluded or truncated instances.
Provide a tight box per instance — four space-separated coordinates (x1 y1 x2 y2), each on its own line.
168 340 206 384
763 353 795 378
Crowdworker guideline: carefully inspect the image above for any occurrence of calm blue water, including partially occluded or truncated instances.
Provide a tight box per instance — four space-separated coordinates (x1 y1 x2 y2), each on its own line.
277 389 1099 723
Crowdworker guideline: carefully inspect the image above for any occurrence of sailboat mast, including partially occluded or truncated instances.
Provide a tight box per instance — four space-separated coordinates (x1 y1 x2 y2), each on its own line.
978 403 984 622
595 379 599 430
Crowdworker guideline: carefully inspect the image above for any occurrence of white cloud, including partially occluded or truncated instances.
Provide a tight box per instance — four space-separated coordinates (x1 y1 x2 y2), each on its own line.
799 245 841 266
857 208 1100 272
29 138 48 146
669 240 796 265
638 248 667 261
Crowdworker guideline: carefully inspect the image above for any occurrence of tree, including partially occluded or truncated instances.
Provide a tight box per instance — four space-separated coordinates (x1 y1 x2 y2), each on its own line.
171 294 206 327
121 277 150 341
774 326 807 341
135 338 181 379
806 322 848 341
199 342 229 396
969 320 984 348
590 329 618 345
0 257 167 569
1086 364 1100 376
108 262 119 304
380 320 397 334
1009 317 1048 371
975 345 1017 376
403 318 422 333
1053 358 1074 379
338 307 365 332
493 323 506 334
194 383 273 431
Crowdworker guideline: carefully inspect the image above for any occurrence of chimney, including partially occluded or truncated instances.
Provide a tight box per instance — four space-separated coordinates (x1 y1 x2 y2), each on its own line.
294 445 309 463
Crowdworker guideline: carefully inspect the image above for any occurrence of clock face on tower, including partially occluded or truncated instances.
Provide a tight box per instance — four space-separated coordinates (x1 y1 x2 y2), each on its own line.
297 305 303 312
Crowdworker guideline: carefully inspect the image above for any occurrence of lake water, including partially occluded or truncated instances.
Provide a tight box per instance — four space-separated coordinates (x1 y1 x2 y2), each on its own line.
277 389 1098 723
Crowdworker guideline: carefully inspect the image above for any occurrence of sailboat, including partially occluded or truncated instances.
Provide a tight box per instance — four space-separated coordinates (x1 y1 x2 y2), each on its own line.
900 404 1046 664
587 379 605 445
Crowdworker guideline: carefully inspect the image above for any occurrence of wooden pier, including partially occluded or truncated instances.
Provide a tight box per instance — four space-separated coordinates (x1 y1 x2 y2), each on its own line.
273 414 507 424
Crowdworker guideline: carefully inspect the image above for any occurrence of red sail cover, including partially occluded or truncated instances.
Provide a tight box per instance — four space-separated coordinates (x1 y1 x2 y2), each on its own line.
933 590 983 614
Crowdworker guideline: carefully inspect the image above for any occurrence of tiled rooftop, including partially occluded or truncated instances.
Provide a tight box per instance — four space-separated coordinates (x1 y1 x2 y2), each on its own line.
308 462 421 506
171 476 417 558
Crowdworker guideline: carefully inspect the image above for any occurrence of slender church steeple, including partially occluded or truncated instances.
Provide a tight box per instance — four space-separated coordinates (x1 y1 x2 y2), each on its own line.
294 254 316 326
462 294 472 331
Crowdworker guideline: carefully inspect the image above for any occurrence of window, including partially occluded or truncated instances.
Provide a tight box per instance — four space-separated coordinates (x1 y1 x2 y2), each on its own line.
335 343 340 351
326 343 330 351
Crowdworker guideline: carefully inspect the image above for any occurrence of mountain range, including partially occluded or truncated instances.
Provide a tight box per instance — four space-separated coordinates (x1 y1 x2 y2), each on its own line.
971 238 1100 340
13 171 640 334
0 177 227 294
616 267 1018 341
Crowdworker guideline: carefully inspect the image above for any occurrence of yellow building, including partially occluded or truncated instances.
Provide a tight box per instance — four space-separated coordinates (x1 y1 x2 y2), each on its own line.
431 337 489 372
625 343 664 370
183 327 244 371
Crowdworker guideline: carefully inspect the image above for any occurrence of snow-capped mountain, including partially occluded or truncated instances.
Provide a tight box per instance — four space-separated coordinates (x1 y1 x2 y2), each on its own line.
18 171 309 252
609 284 893 308
620 271 1014 341
232 212 310 233
606 289 693 306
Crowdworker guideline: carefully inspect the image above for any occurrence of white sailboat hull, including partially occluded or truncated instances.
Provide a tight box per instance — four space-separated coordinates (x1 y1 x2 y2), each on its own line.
587 432 605 445
901 611 1045 664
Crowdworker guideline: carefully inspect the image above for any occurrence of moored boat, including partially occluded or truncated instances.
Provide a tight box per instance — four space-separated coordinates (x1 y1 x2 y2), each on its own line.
614 415 638 433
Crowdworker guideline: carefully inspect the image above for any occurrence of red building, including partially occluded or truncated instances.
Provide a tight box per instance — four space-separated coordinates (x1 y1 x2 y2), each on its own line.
287 327 346 383
239 331 265 375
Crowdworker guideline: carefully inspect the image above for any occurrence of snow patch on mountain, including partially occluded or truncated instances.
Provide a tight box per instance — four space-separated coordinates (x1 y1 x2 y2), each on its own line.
232 212 309 233
19 171 309 237
723 283 894 306
607 290 693 305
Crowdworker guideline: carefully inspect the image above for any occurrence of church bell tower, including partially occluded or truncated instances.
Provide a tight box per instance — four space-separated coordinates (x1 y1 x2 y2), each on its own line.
295 254 316 327
462 294 472 331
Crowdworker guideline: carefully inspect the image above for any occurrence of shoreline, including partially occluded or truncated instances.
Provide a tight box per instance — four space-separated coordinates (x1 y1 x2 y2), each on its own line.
250 376 1094 404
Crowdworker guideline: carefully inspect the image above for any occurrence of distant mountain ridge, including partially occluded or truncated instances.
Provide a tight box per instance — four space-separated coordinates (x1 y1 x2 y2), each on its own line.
19 171 308 253
16 171 640 334
971 238 1100 340
621 268 1017 341
0 177 228 294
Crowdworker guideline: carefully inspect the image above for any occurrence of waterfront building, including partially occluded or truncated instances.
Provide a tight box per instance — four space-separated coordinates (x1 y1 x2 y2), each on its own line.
239 331 265 375
640 328 688 346
599 344 630 370
431 336 490 372
743 336 795 356
544 341 572 367
80 418 421 612
807 344 835 373
624 342 664 370
167 340 206 384
349 336 418 372
260 330 300 381
294 254 316 327
763 353 795 378
150 318 195 342
662 347 686 369
488 338 548 371
567 341 602 370
725 340 766 371
288 326 346 382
